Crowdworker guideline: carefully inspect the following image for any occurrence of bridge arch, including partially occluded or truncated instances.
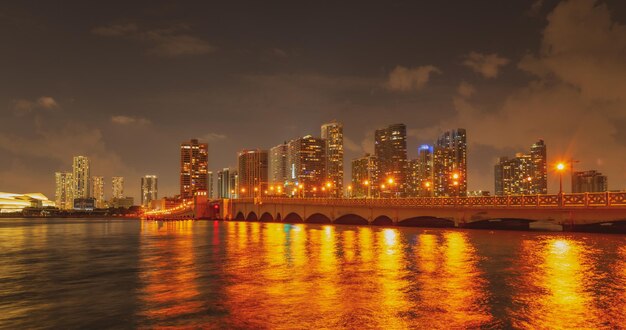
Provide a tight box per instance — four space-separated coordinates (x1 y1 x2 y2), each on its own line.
234 211 245 221
246 211 258 221
398 216 454 228
334 214 368 225
283 212 303 223
305 213 332 223
259 212 274 222
372 215 393 226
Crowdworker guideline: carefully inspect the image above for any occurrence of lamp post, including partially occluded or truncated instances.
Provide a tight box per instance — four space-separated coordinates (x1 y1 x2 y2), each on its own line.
451 172 460 197
387 178 395 198
364 180 371 199
556 162 566 206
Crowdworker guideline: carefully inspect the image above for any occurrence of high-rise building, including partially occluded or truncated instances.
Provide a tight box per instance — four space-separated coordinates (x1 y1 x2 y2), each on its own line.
217 168 232 198
55 172 73 210
238 149 269 198
408 145 434 197
572 170 608 193
287 135 326 196
91 176 105 208
141 175 158 207
230 170 239 198
180 139 208 200
530 139 548 194
351 154 378 198
494 154 534 196
269 143 288 187
72 156 91 199
494 140 548 196
374 124 408 196
321 121 344 197
208 171 215 199
112 176 124 199
433 129 467 197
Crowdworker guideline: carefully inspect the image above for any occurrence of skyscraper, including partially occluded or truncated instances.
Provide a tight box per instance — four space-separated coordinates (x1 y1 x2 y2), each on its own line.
208 171 215 199
91 176 105 208
72 156 91 200
374 124 407 196
321 121 344 197
287 135 326 196
238 149 269 198
572 170 608 193
112 176 124 199
351 153 378 198
217 168 232 198
141 175 158 207
55 172 73 210
494 154 534 195
530 139 548 194
180 139 209 200
433 129 467 197
494 140 548 196
408 145 434 197
269 143 288 187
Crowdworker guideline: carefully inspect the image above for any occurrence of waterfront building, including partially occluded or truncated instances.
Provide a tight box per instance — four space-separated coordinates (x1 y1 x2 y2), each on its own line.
141 175 158 208
351 154 378 198
0 192 55 213
112 176 124 199
433 129 467 197
217 168 232 199
572 170 608 193
375 124 408 196
230 170 239 198
408 145 434 197
530 140 548 194
72 156 91 200
208 171 214 199
287 135 326 197
111 197 134 209
269 143 288 188
494 140 548 195
91 176 105 208
180 139 209 200
237 149 269 198
321 121 344 197
55 172 74 210
73 197 96 211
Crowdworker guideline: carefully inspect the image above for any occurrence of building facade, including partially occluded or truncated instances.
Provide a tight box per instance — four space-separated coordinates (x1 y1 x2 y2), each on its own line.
433 129 467 197
180 139 209 200
269 143 288 187
141 175 158 207
91 176 105 208
208 171 214 199
494 140 548 196
321 121 344 197
374 124 408 196
237 149 269 198
287 135 326 197
351 154 378 198
112 176 124 199
72 156 91 200
55 172 74 210
572 170 608 193
408 145 434 197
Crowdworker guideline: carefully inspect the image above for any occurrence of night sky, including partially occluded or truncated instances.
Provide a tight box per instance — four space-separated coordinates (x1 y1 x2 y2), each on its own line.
2 0 626 200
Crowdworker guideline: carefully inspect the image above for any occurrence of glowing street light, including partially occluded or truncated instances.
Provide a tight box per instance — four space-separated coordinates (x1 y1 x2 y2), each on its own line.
556 162 566 205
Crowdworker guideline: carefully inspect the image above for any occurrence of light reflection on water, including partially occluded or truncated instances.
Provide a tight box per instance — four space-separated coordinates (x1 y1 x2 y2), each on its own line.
0 218 625 328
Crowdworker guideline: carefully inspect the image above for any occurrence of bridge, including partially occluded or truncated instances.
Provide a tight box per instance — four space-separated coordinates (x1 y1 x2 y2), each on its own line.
144 191 626 232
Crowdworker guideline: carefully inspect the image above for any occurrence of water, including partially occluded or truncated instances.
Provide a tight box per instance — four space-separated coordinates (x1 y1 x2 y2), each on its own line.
0 218 625 329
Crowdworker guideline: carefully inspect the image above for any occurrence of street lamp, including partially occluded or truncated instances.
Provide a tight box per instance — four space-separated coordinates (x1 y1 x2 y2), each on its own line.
347 185 353 198
363 180 371 198
556 162 566 206
451 172 460 197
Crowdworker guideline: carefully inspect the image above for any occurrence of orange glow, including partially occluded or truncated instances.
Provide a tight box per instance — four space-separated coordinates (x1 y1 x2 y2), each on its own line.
452 172 460 180
387 178 394 184
326 182 332 188
556 163 566 171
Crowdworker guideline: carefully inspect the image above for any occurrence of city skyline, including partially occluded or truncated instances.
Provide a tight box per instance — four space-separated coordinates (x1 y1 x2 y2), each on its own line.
2 0 626 200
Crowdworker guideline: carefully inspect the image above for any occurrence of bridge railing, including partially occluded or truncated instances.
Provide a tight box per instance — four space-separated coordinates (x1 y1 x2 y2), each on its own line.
232 191 626 208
